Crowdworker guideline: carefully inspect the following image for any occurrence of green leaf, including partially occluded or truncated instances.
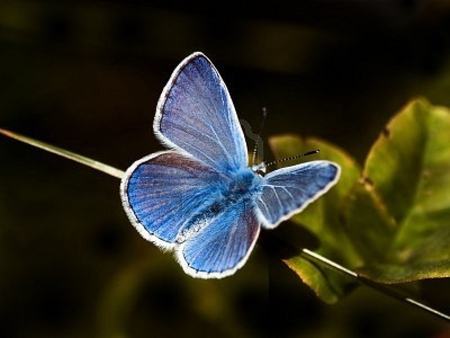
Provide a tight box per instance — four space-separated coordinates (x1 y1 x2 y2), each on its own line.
342 98 450 283
268 135 361 303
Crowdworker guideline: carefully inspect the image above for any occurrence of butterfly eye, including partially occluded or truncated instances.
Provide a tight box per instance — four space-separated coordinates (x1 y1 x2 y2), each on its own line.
251 162 267 177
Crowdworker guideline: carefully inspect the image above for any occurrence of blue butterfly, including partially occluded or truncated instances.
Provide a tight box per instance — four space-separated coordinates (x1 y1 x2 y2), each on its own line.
120 52 340 279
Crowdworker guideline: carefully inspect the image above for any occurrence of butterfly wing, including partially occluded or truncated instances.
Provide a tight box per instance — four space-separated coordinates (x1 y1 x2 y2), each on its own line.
154 52 248 173
256 161 340 229
120 151 227 249
177 202 260 278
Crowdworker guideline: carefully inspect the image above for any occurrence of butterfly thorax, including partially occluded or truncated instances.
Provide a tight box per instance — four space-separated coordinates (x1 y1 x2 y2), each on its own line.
225 168 262 202
175 168 262 243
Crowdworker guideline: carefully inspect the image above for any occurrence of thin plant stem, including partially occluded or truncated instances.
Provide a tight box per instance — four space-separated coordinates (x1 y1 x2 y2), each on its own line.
1 127 449 322
0 128 124 179
301 248 450 322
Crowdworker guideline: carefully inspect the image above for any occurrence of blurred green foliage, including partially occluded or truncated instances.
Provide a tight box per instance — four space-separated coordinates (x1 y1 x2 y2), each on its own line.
344 99 450 283
270 99 450 306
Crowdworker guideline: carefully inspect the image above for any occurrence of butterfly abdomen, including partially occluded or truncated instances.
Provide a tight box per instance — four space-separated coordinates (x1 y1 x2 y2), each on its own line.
175 168 262 243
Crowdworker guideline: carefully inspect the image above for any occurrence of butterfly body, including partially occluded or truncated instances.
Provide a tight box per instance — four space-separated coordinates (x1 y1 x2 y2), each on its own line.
121 52 340 279
176 166 262 244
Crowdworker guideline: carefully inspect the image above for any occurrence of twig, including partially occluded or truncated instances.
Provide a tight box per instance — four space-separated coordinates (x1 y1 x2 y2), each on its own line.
1 127 448 322
0 128 124 179
301 248 450 322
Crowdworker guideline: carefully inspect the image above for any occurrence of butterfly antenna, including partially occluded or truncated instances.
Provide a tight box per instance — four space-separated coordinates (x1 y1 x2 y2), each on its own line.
265 149 320 168
252 107 267 165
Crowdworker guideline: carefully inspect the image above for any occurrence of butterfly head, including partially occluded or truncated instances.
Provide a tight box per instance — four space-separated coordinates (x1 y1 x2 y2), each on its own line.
251 162 267 177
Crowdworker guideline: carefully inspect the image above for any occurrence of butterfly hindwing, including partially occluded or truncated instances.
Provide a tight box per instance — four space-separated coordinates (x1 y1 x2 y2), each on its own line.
154 52 248 173
120 151 228 249
177 201 260 278
256 161 340 229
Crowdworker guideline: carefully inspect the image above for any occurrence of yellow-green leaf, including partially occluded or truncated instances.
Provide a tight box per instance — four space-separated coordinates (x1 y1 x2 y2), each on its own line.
268 135 361 303
343 98 450 283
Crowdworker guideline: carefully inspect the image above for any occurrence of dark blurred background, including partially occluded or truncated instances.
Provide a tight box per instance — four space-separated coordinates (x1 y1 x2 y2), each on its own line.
1 1 450 337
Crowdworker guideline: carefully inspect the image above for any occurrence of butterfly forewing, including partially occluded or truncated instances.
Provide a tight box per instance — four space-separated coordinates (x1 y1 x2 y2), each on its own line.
256 161 340 228
154 53 248 173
